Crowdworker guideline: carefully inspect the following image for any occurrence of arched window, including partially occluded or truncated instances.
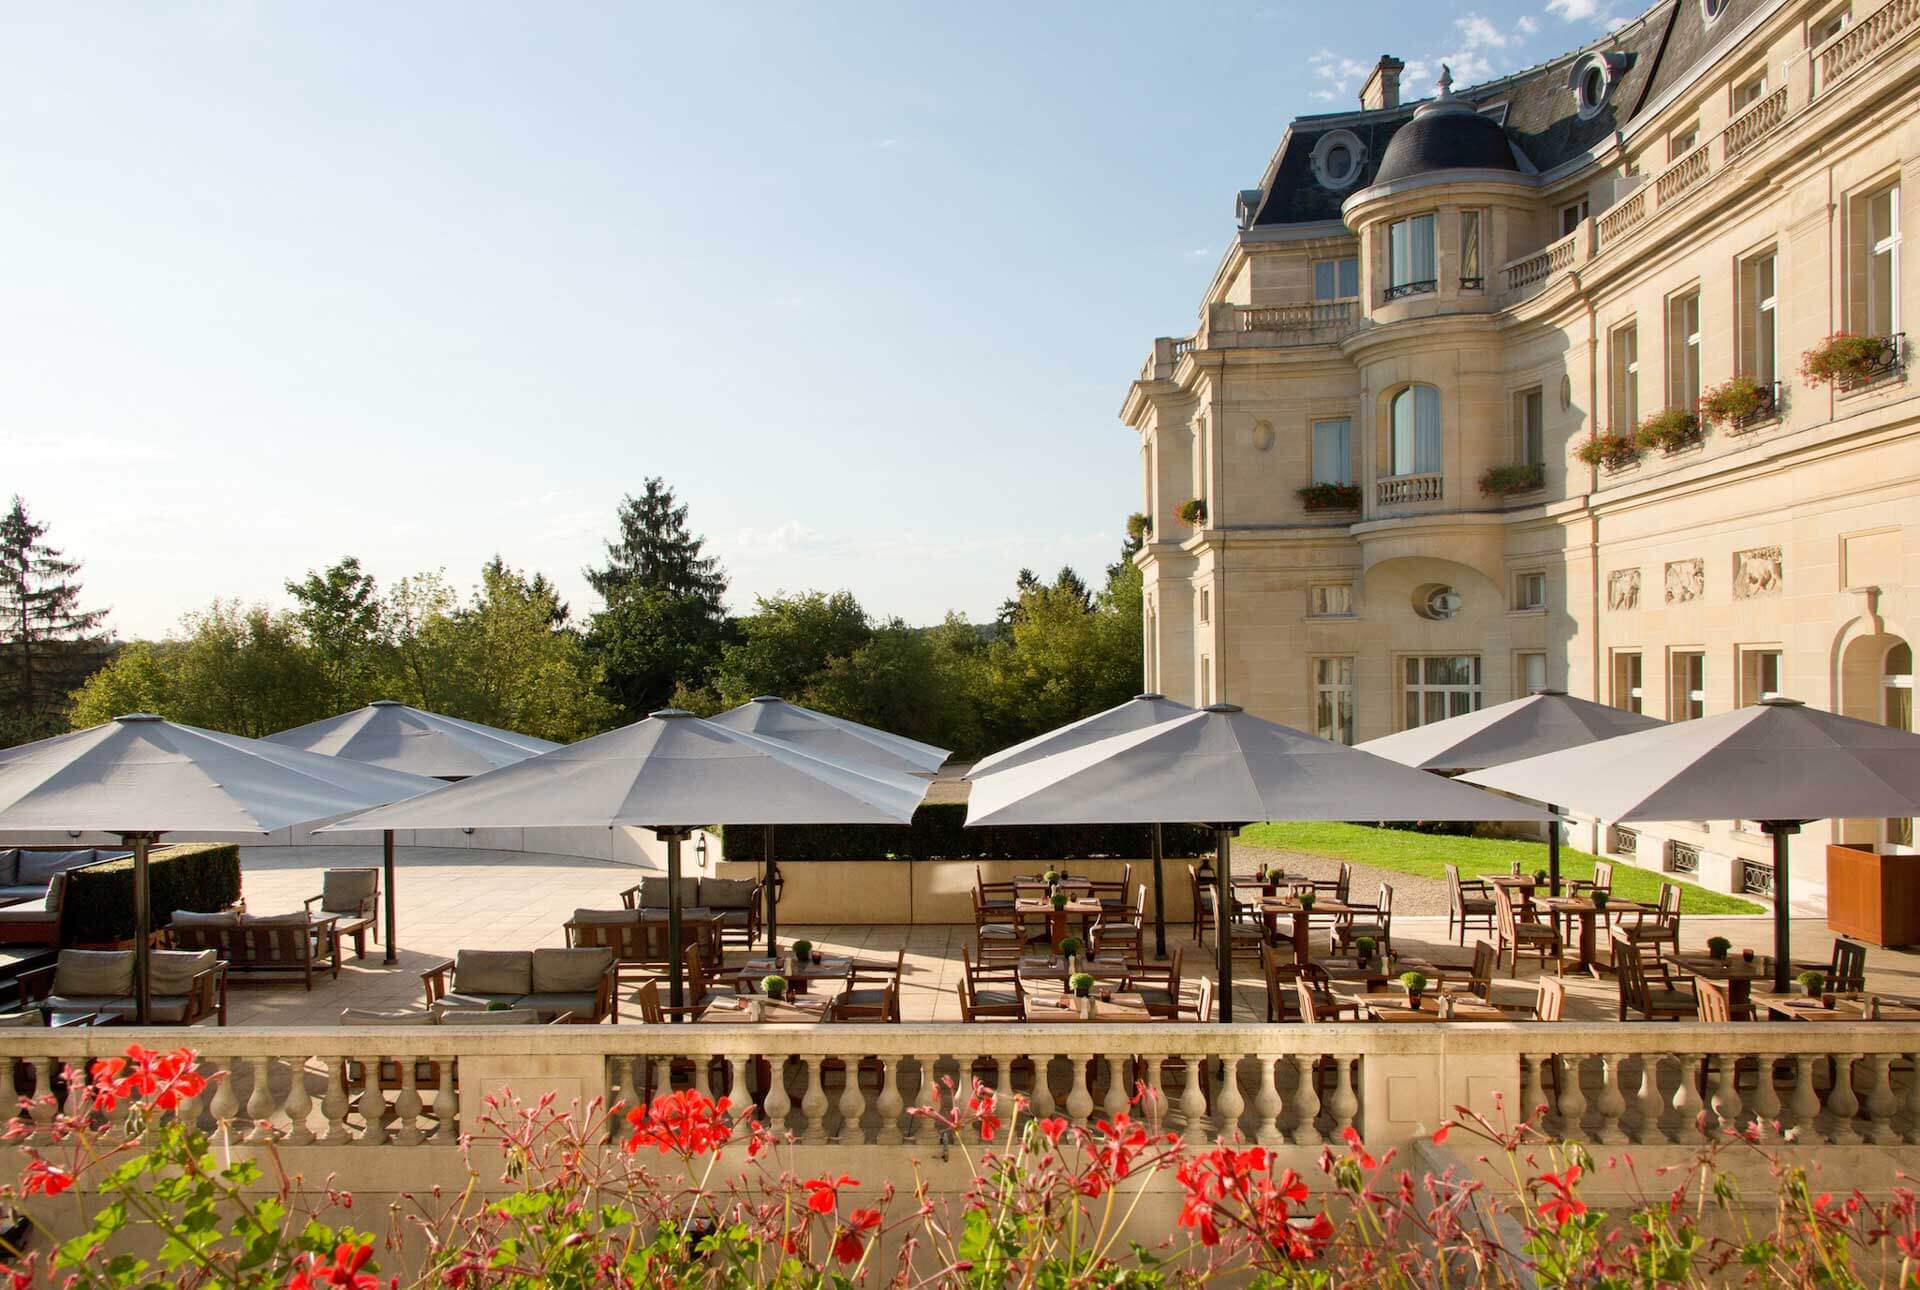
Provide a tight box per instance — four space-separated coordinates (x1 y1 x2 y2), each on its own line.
1389 385 1443 476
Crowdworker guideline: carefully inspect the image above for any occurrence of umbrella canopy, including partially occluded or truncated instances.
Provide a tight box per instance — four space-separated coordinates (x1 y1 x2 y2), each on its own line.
0 713 443 1022
1461 697 1920 991
707 696 949 776
967 693 1195 779
967 703 1545 1022
323 708 929 1016
264 700 559 780
1355 689 1665 773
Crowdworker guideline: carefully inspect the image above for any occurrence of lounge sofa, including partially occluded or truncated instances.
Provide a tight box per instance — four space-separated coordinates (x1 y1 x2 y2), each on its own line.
621 875 763 949
0 848 127 906
0 871 75 947
420 948 617 1023
20 948 227 1025
169 910 341 990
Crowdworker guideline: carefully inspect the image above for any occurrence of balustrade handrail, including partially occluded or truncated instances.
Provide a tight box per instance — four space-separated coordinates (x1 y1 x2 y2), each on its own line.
1501 230 1578 293
1819 0 1920 90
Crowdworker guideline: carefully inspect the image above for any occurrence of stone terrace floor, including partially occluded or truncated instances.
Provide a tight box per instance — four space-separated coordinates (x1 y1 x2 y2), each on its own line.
217 845 1920 1027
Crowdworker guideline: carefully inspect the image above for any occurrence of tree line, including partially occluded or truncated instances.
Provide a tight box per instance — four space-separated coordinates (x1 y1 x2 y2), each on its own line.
6 480 1145 758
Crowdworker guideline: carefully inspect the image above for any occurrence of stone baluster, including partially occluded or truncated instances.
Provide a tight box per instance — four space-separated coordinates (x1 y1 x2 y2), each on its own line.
1214 1055 1246 1142
1142 1056 1168 1135
875 1057 904 1146
321 1057 352 1144
799 1055 829 1145
765 1055 794 1139
1905 1052 1920 1145
394 1057 425 1147
693 1056 712 1100
434 1060 458 1143
1667 1053 1701 1141
244 1057 279 1142
1827 1054 1863 1145
175 1056 210 1133
1030 1056 1056 1119
1632 1053 1667 1143
836 1057 866 1143
31 1059 57 1132
209 1059 241 1125
908 1055 939 1146
1520 1054 1549 1133
992 1055 1016 1127
1066 1054 1094 1125
1557 1054 1588 1139
1180 1055 1210 1143
1827 1051 1858 1144
1862 1054 1897 1144
1290 1055 1322 1145
1102 1054 1130 1127
1592 1055 1628 1144
1748 1054 1781 1135
1787 1055 1822 1138
1326 1057 1359 1143
62 1055 88 1122
284 1057 315 1146
723 1055 748 1125
358 1052 387 1146
1 1056 22 1134
1253 1057 1282 1147
1708 1054 1743 1133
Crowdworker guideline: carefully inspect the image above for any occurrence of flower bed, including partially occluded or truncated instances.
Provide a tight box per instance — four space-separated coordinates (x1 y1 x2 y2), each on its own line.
1633 407 1704 454
1574 430 1641 471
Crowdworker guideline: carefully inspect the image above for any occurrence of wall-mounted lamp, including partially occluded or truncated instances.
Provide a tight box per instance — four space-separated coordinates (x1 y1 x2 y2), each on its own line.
462 827 474 836
695 833 709 869
67 830 82 840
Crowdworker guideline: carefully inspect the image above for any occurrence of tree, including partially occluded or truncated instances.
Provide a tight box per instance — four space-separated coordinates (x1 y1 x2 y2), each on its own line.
979 559 1142 752
0 497 110 741
995 568 1043 631
585 479 731 717
286 556 385 706
709 591 871 706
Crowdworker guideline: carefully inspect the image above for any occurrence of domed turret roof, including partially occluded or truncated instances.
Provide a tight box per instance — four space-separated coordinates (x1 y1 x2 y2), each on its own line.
1373 67 1521 185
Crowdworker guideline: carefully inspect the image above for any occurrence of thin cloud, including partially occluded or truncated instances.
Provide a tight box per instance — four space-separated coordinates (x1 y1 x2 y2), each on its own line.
1546 0 1603 19
1456 13 1510 48
12 433 171 467
1518 14 1540 34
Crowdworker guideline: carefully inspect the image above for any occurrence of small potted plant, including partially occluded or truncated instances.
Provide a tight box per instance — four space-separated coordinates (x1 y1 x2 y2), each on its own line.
1043 868 1061 885
1177 497 1208 527
790 939 812 975
1126 512 1151 543
1633 407 1703 454
1069 971 1096 1019
1574 429 1641 470
1590 890 1611 912
1354 935 1377 969
1707 936 1732 961
1299 889 1316 911
1058 935 1083 973
759 975 786 1018
1797 970 1825 999
1399 970 1428 1007
1801 332 1890 387
1698 374 1772 429
1051 890 1069 912
1532 869 1548 886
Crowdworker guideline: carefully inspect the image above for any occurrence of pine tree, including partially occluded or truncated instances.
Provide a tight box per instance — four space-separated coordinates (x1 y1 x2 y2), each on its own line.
0 496 109 739
585 478 728 612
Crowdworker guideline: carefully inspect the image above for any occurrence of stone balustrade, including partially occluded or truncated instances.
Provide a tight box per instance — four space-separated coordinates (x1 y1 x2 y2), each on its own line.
1376 473 1444 506
1501 230 1579 297
1819 0 1920 90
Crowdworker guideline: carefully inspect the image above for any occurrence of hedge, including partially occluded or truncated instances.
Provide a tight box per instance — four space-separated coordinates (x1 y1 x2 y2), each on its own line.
63 842 242 946
718 804 1215 863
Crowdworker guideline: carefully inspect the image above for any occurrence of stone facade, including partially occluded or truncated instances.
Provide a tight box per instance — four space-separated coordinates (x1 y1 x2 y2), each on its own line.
1123 0 1920 906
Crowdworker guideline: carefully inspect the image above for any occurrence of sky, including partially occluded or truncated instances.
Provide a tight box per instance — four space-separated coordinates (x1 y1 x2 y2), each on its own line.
2 0 1623 641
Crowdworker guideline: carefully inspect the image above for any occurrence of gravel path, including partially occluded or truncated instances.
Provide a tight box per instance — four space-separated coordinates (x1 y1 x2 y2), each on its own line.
1231 841 1452 916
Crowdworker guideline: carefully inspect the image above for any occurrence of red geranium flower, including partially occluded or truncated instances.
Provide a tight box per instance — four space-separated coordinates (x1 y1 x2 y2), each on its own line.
20 1159 73 1197
967 1085 1000 1142
1536 1166 1587 1228
623 1089 734 1157
832 1208 882 1264
804 1173 859 1215
284 1242 378 1290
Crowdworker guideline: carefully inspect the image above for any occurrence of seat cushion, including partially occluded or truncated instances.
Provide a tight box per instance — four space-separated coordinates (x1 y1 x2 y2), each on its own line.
171 909 239 928
637 876 701 910
0 1010 42 1028
52 950 134 997
1645 988 1697 1011
341 1007 437 1025
17 850 95 886
839 987 891 1009
699 878 757 911
0 908 58 925
522 991 601 1018
0 885 40 903
150 950 218 996
970 989 1021 1009
240 912 309 927
572 908 643 926
454 950 533 995
91 995 196 1024
531 947 613 993
437 1006 545 1025
977 923 1022 938
715 909 752 928
434 991 526 1010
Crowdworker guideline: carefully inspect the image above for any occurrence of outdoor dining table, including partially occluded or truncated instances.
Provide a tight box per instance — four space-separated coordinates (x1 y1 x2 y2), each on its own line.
1320 955 1447 991
1017 955 1131 983
1540 896 1647 976
1023 990 1157 1024
1258 896 1357 966
1341 991 1511 1023
738 955 854 997
1754 992 1920 1022
1014 897 1103 952
695 995 835 1024
1668 951 1773 1018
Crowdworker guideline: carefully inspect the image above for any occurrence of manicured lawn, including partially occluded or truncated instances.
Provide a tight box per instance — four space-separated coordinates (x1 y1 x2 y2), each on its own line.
1237 821 1765 916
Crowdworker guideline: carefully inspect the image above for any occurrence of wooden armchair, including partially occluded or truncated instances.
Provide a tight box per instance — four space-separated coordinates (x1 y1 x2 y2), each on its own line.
1091 886 1146 959
1613 934 1698 1021
1125 948 1184 1018
1262 943 1355 1022
1614 882 1681 958
972 887 1028 964
1463 939 1534 1015
1446 864 1495 945
957 946 1024 1021
1493 885 1561 974
303 868 380 960
835 950 904 1023
1332 882 1394 955
1567 861 1614 899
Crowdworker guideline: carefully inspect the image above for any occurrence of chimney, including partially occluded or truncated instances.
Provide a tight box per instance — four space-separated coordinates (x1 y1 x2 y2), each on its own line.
1360 56 1404 111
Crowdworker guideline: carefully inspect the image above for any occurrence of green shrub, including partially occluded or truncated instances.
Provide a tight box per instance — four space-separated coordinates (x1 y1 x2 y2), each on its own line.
1478 463 1545 496
1574 430 1640 469
717 805 1214 862
1176 497 1207 526
1633 407 1703 453
1295 482 1362 511
1125 512 1151 541
62 842 241 946
1698 375 1771 427
1800 333 1888 386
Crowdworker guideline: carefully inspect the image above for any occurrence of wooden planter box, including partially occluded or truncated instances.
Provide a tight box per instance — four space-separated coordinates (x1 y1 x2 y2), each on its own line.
1826 843 1920 947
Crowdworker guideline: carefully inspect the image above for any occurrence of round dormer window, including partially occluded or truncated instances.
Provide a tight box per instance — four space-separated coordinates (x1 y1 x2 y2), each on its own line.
1570 52 1616 120
1413 583 1463 620
1311 130 1367 190
1702 0 1728 19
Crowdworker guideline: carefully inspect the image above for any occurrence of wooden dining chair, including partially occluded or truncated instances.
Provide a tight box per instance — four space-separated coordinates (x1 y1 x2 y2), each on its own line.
1828 938 1868 993
1463 939 1531 1015
1091 887 1146 959
958 946 1024 1022
1126 948 1184 1018
1531 976 1565 1022
1446 864 1496 945
1175 974 1214 1023
1494 884 1562 975
1616 882 1681 958
973 887 1028 964
836 949 904 1023
1264 942 1354 1022
1333 882 1393 955
1295 976 1323 1024
1613 934 1698 1021
1568 861 1614 898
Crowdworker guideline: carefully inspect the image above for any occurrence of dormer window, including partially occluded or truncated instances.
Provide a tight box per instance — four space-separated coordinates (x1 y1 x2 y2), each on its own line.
1570 51 1623 120
1311 130 1367 190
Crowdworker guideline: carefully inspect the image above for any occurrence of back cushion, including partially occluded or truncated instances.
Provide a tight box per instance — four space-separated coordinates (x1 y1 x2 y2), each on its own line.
322 869 379 911
700 879 757 910
532 947 615 993
437 1006 543 1025
52 950 134 997
455 950 532 995
149 950 218 996
637 877 701 909
171 909 239 928
18 850 95 886
571 908 643 926
340 1008 438 1025
0 849 18 886
0 1011 43 1028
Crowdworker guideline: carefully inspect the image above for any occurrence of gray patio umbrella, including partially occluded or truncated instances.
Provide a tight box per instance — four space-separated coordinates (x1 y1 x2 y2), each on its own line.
266 701 561 962
1358 689 1665 897
0 714 443 1022
1463 697 1920 993
707 696 949 948
969 693 1196 955
966 703 1548 1020
323 709 929 1017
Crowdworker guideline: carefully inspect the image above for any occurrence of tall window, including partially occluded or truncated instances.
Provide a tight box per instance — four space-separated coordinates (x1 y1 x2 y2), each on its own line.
1309 583 1353 617
1610 323 1640 430
1518 652 1548 697
1671 651 1706 720
1404 656 1482 728
1516 386 1545 466
1743 251 1778 385
1613 651 1644 713
1740 648 1782 704
1389 385 1443 476
1732 72 1767 110
1314 657 1356 745
1314 257 1359 301
1459 211 1483 286
1387 214 1436 295
1668 290 1701 410
1861 183 1901 337
1514 571 1546 611
1812 6 1850 46
1312 418 1352 485
1668 125 1699 161
1560 199 1589 238
1197 588 1210 624
1887 642 1913 849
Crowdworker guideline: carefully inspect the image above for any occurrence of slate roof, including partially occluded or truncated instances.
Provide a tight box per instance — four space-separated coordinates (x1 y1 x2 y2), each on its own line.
1245 0 1771 227
1373 95 1523 184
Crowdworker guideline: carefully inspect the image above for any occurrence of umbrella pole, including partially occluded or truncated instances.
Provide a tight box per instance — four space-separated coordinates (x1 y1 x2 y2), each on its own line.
383 829 398 965
764 824 778 951
1214 828 1233 1024
128 832 155 1027
664 829 687 1021
1151 823 1167 960
1764 822 1800 995
1547 805 1562 899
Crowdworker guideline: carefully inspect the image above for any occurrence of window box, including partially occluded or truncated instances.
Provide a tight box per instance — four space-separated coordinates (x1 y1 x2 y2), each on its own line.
1575 430 1641 470
1126 512 1151 543
1634 407 1703 455
1176 497 1207 527
1801 332 1905 391
1296 482 1362 512
1699 376 1780 433
1478 462 1545 496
